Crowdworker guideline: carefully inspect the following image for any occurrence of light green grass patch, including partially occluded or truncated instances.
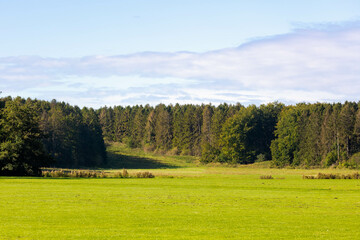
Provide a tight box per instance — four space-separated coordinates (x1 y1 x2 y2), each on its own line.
1 171 360 239
1 143 360 239
106 142 199 169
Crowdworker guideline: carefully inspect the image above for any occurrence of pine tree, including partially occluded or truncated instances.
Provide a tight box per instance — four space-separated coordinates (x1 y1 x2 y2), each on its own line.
81 107 107 167
98 106 114 141
353 107 360 153
144 109 156 150
200 105 216 162
154 104 173 151
338 102 357 159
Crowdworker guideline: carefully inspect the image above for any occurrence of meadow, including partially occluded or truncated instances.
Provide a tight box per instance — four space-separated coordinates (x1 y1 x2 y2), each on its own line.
1 144 360 239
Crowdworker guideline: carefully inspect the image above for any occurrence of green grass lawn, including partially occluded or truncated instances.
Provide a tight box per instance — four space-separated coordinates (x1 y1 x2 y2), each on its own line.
1 144 360 239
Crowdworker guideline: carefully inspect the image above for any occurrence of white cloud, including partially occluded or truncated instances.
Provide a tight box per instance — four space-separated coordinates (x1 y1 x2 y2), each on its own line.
1 22 360 107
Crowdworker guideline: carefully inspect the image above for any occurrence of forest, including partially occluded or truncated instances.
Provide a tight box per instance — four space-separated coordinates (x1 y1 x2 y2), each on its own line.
1 96 360 175
0 97 106 175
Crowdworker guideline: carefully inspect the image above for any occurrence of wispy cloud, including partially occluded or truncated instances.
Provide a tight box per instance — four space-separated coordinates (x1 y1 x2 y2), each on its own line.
1 22 360 107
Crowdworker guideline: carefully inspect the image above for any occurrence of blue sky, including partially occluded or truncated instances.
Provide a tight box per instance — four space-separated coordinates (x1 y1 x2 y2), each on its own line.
1 0 360 107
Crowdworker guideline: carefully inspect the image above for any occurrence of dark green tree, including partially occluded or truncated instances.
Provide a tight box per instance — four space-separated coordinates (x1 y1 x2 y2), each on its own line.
270 106 300 167
154 104 173 151
220 106 260 164
0 98 50 176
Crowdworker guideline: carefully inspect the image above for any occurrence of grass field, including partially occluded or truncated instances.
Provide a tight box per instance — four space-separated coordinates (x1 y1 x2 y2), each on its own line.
1 143 360 239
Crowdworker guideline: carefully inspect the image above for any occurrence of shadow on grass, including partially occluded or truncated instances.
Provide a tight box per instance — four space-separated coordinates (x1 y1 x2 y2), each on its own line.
106 151 178 169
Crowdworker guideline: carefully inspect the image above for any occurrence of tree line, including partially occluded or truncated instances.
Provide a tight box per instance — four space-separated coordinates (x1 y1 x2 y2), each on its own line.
2 96 360 176
97 102 284 164
0 97 106 175
98 101 360 168
271 102 360 168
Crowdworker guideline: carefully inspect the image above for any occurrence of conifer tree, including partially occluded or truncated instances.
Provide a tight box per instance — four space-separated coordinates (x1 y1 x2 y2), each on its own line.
154 104 173 151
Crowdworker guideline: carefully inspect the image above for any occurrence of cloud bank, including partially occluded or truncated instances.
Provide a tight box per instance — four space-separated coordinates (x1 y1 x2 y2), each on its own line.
1 22 360 107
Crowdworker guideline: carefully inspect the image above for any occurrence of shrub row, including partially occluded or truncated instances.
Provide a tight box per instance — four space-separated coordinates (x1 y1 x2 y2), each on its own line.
303 172 360 179
42 169 155 178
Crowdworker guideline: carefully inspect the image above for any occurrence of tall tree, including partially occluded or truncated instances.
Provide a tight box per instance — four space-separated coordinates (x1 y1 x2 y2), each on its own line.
154 104 173 150
353 107 360 153
220 106 260 164
98 106 114 141
0 98 50 176
270 106 300 167
200 105 217 162
338 102 357 158
144 109 156 149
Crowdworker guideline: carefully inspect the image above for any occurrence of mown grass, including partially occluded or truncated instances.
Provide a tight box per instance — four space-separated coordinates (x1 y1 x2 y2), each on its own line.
1 143 360 239
1 173 360 239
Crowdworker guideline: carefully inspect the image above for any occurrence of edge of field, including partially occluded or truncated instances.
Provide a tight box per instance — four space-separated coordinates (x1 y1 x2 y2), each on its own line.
104 142 360 178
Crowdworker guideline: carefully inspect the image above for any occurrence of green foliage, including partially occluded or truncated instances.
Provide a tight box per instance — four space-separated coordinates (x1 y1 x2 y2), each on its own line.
40 101 107 168
99 102 282 165
123 136 137 148
271 102 360 168
342 152 360 169
200 143 220 163
220 107 257 164
323 150 338 167
154 104 173 151
5 95 360 171
271 106 300 167
0 97 107 173
0 98 50 176
255 153 266 162
219 104 280 164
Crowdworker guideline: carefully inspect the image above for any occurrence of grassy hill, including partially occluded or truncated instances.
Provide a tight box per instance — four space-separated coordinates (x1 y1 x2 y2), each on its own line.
106 142 200 169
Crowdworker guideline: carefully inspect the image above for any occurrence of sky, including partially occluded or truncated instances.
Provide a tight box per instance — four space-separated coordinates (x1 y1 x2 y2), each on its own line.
1 0 360 108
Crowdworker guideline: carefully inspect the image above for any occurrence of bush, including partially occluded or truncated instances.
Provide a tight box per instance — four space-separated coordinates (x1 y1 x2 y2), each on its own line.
154 148 167 155
143 144 155 153
200 143 220 163
343 152 360 169
124 137 137 148
255 154 266 163
180 149 191 156
167 147 180 156
122 169 129 178
42 169 156 178
113 169 130 178
260 175 273 179
134 171 155 178
217 153 229 163
42 170 69 178
317 173 338 179
323 150 338 167
303 175 315 179
43 170 104 178
303 172 360 179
